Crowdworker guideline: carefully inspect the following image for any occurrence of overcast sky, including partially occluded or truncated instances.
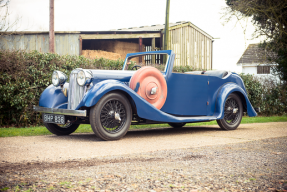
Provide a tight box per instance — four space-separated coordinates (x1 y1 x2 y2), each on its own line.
8 0 262 72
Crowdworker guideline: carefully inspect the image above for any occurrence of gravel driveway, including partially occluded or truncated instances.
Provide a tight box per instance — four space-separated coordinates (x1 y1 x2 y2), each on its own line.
0 122 286 191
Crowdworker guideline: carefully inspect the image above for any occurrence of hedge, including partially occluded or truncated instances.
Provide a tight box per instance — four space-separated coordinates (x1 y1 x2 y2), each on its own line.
0 50 286 127
240 74 287 116
0 50 125 127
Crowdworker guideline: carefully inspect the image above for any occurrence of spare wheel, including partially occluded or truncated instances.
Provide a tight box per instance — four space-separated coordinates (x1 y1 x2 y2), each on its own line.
129 66 167 109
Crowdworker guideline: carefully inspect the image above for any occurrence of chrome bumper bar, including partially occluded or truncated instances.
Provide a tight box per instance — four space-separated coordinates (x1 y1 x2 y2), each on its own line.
33 106 87 117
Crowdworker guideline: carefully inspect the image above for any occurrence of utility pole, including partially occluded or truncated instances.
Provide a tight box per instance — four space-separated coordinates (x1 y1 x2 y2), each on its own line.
49 0 55 53
163 0 170 50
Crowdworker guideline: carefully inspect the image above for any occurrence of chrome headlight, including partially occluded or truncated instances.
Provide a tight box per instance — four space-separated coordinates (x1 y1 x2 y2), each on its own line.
52 71 67 87
76 69 93 86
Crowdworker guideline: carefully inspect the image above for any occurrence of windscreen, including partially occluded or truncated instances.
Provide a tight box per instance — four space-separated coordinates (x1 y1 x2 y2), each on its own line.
123 53 169 73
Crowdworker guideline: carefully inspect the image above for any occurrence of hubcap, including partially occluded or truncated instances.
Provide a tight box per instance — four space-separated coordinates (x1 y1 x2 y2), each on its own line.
233 108 238 114
150 87 158 95
115 112 121 121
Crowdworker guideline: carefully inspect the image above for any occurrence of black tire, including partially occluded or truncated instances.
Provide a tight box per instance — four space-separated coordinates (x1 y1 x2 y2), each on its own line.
217 93 243 130
90 92 132 141
44 123 79 135
168 123 186 128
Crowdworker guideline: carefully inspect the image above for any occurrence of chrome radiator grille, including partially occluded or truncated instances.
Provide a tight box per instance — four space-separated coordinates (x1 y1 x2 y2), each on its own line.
68 69 87 110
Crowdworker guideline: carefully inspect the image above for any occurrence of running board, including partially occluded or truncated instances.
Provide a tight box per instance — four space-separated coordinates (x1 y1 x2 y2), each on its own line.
162 115 218 123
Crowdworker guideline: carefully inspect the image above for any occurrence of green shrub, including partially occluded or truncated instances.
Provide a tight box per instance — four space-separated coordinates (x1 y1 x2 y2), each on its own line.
173 65 195 73
240 74 287 116
0 50 124 127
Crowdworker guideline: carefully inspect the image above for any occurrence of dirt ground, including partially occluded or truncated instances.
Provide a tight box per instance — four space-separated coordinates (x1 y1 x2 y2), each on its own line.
0 122 286 191
0 122 286 164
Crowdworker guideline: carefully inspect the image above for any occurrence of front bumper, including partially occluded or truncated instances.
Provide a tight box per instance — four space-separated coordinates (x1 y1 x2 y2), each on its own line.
33 105 87 117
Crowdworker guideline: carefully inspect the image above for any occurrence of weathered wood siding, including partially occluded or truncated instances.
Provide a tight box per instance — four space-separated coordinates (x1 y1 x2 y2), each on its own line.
0 33 80 55
168 25 212 70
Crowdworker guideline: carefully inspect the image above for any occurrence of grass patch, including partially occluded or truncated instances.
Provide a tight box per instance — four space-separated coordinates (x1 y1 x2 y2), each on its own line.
0 115 286 137
0 187 10 191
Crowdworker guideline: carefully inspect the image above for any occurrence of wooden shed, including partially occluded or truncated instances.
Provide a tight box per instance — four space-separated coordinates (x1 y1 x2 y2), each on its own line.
168 22 213 69
82 21 214 70
0 21 213 70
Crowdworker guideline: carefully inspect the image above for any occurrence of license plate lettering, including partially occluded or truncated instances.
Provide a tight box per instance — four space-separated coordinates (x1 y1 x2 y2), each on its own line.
54 116 64 124
43 114 65 124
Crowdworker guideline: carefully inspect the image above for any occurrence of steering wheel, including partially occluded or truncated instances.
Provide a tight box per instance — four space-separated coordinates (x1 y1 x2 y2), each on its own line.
131 65 142 70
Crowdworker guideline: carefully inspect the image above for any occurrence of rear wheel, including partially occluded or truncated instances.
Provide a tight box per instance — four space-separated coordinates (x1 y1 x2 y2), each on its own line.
90 92 132 141
44 123 79 135
217 93 243 130
168 123 186 128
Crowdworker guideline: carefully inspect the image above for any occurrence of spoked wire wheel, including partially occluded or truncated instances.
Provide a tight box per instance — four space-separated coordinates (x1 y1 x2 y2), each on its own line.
100 100 127 133
224 97 240 125
217 93 243 130
90 92 132 140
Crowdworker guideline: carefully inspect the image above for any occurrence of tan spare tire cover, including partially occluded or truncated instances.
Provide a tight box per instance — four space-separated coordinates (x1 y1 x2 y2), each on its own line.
129 66 167 109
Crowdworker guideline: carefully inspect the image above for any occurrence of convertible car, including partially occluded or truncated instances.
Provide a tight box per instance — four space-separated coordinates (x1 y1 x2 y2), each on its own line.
34 50 257 140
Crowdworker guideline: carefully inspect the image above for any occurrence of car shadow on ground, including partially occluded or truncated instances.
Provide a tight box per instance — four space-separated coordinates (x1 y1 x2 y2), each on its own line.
48 126 223 142
125 126 222 137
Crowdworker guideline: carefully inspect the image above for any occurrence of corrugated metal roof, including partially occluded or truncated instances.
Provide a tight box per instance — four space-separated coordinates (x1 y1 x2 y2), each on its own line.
237 44 268 64
1 21 213 39
2 31 81 34
109 21 213 39
110 22 186 31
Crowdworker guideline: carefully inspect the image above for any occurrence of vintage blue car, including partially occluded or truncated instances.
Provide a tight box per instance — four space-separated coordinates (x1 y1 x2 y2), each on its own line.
33 50 257 140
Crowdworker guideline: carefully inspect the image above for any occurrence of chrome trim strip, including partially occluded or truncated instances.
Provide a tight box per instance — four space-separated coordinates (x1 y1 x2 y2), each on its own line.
33 105 86 117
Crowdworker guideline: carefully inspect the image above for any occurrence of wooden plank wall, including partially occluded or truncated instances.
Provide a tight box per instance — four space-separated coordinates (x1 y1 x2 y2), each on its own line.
0 34 80 56
169 26 212 70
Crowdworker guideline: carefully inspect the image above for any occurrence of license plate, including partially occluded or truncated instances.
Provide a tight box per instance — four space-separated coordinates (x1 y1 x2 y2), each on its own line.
43 114 65 124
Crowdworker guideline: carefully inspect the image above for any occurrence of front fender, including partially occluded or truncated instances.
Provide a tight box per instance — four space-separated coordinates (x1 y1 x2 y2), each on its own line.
215 83 257 119
39 84 68 109
78 80 133 108
78 80 202 123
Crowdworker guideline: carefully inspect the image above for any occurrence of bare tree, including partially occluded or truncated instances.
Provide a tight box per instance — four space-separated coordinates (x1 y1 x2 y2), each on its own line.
0 0 20 35
223 0 287 82
223 0 287 40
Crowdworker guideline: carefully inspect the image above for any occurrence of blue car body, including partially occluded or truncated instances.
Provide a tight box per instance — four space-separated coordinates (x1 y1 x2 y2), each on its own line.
34 50 257 140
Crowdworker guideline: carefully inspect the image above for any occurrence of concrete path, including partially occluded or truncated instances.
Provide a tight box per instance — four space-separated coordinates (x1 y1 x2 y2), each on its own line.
0 122 286 163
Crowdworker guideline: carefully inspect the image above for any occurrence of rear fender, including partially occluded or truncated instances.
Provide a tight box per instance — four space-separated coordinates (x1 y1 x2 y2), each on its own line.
215 83 257 119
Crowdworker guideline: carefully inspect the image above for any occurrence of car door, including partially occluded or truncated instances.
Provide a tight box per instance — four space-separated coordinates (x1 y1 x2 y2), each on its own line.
161 73 209 116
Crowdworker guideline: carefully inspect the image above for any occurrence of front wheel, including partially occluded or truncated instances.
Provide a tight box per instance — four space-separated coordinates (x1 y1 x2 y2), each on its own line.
44 123 79 135
217 93 243 130
90 92 132 141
